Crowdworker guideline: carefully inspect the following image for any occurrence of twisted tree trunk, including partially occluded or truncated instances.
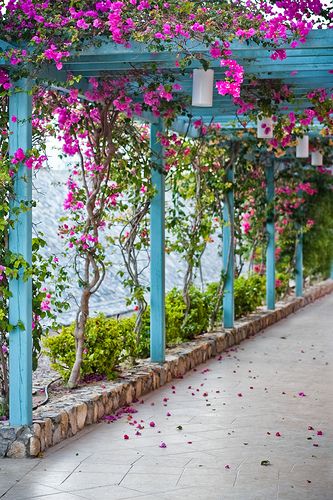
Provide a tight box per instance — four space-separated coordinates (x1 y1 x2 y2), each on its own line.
67 287 90 388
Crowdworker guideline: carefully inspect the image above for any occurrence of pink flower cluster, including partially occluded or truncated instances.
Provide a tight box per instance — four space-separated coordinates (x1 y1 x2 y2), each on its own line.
0 70 11 91
216 59 244 98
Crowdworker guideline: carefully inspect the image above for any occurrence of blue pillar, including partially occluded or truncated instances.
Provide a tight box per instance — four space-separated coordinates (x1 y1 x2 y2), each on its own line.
330 261 333 280
150 120 165 363
8 80 33 426
223 166 234 328
295 227 303 297
266 161 275 310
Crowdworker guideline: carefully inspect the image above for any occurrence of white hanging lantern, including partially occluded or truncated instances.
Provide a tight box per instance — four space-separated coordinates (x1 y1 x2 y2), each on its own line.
192 69 214 107
296 135 309 158
311 151 323 166
257 116 274 139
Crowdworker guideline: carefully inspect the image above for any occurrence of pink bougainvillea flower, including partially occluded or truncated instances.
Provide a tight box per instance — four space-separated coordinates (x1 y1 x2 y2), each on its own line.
187 441 192 444
149 421 155 427
203 392 208 397
313 443 319 447
317 431 323 436
13 147 25 162
275 432 281 437
159 442 167 448
298 392 306 397
308 426 314 431
166 412 171 417
224 464 230 469
135 431 141 436
123 434 129 440
237 393 243 397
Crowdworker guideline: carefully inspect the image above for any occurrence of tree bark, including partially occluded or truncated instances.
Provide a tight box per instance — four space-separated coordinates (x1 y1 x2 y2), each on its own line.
67 287 90 388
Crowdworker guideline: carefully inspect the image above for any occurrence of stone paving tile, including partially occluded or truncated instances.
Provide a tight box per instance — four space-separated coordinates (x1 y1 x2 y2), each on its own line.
1 293 333 499
0 483 67 500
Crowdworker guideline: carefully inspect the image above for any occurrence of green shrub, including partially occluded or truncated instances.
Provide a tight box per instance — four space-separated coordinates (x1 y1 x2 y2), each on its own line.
275 272 290 299
44 314 137 381
181 285 209 339
204 281 223 323
45 274 290 381
234 274 266 318
204 274 266 323
138 286 208 354
165 288 186 343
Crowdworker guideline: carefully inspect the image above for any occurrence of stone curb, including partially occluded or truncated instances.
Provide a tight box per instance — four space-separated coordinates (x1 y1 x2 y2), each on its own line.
1 280 333 458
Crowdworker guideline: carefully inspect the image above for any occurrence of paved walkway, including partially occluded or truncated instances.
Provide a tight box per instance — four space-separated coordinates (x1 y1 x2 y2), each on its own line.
1 293 333 500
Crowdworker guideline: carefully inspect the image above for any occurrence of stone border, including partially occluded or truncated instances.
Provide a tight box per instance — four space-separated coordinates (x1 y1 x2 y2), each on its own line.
1 279 333 458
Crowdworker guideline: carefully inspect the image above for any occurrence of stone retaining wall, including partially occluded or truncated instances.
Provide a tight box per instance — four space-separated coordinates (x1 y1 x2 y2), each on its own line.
1 279 333 458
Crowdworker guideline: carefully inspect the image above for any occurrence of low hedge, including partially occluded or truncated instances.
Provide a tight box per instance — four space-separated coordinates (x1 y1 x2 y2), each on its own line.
44 315 137 381
45 274 289 381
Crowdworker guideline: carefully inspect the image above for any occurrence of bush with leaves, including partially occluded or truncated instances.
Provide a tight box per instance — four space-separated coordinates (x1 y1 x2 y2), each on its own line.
205 274 267 325
138 286 208 357
44 314 137 381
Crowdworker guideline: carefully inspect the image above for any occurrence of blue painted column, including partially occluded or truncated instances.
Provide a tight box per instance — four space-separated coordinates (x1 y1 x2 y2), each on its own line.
8 80 33 426
266 161 275 310
330 261 333 280
295 227 303 297
150 120 165 362
223 166 234 328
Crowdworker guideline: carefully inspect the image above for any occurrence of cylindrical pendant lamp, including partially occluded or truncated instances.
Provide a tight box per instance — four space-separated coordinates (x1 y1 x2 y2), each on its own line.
296 135 309 158
257 116 274 139
311 151 323 166
192 69 214 107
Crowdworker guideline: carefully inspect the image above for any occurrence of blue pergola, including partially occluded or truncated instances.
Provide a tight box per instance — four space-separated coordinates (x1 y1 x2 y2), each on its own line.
2 29 333 426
